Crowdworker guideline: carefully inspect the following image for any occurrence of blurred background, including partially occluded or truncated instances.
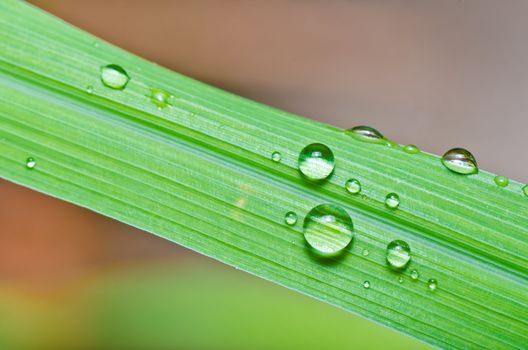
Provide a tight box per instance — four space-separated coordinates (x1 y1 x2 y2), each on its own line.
2 0 527 348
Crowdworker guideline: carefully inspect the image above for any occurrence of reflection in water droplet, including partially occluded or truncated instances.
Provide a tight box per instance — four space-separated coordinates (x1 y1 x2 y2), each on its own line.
100 64 130 90
385 193 400 209
149 87 172 109
345 126 386 144
271 151 281 162
428 278 438 291
386 240 411 269
410 270 419 280
493 176 509 188
363 281 371 289
345 179 361 194
441 148 478 175
298 143 335 181
362 249 369 257
284 211 298 226
26 157 36 169
403 144 420 154
303 203 354 256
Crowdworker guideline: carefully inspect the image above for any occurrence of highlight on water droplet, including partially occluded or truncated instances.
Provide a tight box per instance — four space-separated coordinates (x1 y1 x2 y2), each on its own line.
398 276 404 284
345 179 361 194
303 203 354 256
298 143 335 181
284 211 298 226
386 240 411 269
271 151 281 162
100 64 130 90
25 157 36 169
403 144 420 154
363 281 371 289
362 249 369 257
86 85 94 94
441 148 478 175
345 125 387 144
428 278 438 291
493 176 509 188
149 87 172 109
385 193 400 209
523 185 528 197
410 269 419 280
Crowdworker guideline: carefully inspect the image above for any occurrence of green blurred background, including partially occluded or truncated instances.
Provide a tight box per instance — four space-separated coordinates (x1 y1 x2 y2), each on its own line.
3 0 528 348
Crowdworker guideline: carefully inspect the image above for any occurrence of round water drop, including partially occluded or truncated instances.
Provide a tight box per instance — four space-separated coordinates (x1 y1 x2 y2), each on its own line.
410 270 419 280
385 193 400 209
398 276 404 284
441 148 478 175
345 179 361 194
150 87 171 109
303 204 354 256
403 144 420 154
26 157 36 169
86 85 94 94
386 240 411 269
284 211 298 226
363 281 371 289
494 176 509 187
345 126 386 144
362 249 369 257
523 185 528 197
100 64 130 90
271 151 281 162
298 143 335 181
428 278 438 291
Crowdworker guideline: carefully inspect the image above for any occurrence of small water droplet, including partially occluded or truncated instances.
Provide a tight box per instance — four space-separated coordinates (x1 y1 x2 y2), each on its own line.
398 276 404 284
386 240 411 269
385 193 400 209
428 278 438 291
284 211 298 226
26 157 36 169
298 143 335 181
410 270 419 280
93 41 100 48
271 151 281 162
149 87 172 109
345 179 361 194
100 64 130 90
523 185 528 197
86 85 94 94
363 281 371 289
493 176 509 187
345 126 386 144
303 203 354 256
441 148 478 175
403 144 420 154
362 249 369 256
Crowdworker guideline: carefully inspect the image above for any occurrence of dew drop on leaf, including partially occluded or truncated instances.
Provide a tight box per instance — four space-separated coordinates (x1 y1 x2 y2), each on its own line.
345 178 361 194
25 157 36 169
428 278 438 291
100 64 130 90
345 126 386 144
362 248 369 257
149 87 172 109
385 193 400 209
298 143 335 181
403 144 420 154
493 176 509 187
523 185 528 197
363 281 371 289
386 240 411 269
284 211 298 226
441 148 478 175
410 269 419 280
271 151 281 162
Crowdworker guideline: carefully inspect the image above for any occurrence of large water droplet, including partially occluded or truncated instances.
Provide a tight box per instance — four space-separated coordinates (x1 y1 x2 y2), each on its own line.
284 211 298 226
428 278 438 291
25 157 36 169
149 87 172 109
441 148 478 175
403 144 420 154
271 151 281 162
345 179 361 194
303 204 354 256
298 143 335 181
345 126 386 144
100 64 130 90
410 270 419 280
386 240 411 269
385 193 400 209
493 176 509 187
363 281 371 289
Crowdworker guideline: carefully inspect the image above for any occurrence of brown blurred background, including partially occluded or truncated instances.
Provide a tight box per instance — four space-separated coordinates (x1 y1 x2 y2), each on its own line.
1 1 527 348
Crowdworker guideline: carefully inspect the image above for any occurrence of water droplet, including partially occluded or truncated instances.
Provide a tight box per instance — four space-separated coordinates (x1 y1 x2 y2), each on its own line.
385 193 400 209
363 281 371 289
493 176 509 187
345 179 361 194
86 85 94 94
428 278 438 291
410 270 419 280
100 64 130 90
271 151 281 162
398 276 404 284
362 249 369 256
93 41 100 48
403 144 420 154
25 157 36 169
441 148 478 175
386 240 411 269
284 211 298 226
149 87 172 109
345 126 386 144
303 203 354 256
298 143 335 181
523 185 528 197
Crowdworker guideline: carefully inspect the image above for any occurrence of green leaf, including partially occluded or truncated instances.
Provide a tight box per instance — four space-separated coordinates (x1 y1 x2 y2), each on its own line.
1 1 526 349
